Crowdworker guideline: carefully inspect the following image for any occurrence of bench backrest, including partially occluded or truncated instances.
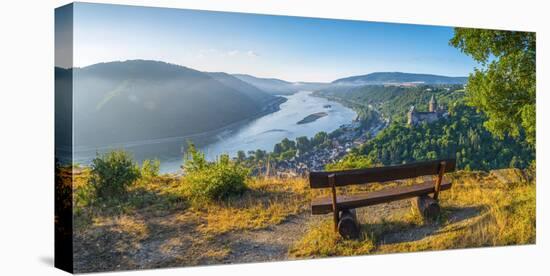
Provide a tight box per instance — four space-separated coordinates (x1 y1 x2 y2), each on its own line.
309 158 456 189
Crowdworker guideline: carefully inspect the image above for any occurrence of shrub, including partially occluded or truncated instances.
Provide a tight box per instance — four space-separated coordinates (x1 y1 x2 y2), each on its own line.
88 150 140 201
325 153 373 171
183 143 249 202
141 159 160 180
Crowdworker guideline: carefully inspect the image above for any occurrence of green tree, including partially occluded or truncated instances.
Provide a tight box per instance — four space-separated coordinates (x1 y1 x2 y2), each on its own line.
236 150 246 163
273 143 283 154
183 141 207 172
312 131 329 148
296 136 311 153
280 150 297 160
312 132 324 144
141 159 160 180
281 138 296 151
254 149 266 161
450 29 535 145
357 103 533 171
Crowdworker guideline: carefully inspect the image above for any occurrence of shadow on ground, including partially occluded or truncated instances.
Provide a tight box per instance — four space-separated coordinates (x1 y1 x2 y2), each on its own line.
368 205 483 245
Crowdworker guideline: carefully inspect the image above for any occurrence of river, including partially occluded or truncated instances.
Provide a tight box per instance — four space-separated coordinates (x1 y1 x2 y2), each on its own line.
73 91 357 173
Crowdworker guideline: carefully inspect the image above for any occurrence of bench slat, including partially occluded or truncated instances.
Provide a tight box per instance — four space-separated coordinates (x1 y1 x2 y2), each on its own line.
311 180 452 215
309 158 456 188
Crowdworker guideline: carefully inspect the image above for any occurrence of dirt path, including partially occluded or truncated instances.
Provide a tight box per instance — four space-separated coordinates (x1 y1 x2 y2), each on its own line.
73 211 315 272
221 213 314 263
74 198 483 273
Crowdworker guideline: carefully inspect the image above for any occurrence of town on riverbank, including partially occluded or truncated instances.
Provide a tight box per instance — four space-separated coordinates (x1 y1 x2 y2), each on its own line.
237 100 389 177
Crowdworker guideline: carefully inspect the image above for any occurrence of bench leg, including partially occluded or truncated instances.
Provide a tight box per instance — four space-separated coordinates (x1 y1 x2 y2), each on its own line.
333 208 339 232
412 195 441 221
338 209 361 239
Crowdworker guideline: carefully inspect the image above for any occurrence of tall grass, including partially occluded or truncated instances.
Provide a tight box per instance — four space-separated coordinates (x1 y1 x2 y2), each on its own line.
290 170 535 257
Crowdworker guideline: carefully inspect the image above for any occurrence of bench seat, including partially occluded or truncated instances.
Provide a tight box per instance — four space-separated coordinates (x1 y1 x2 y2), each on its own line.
311 179 452 215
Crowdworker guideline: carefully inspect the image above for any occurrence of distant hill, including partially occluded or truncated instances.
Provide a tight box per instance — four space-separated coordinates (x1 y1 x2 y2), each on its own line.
206 72 277 105
332 72 467 85
64 60 284 147
233 74 333 94
293 81 333 92
232 74 299 95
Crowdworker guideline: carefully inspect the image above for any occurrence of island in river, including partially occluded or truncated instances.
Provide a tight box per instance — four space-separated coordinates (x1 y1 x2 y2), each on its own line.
297 112 328 125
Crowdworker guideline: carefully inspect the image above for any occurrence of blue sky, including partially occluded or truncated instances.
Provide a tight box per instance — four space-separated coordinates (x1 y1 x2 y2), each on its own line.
72 2 478 82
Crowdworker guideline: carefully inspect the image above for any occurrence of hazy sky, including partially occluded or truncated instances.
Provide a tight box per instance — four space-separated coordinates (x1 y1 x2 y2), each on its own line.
71 2 478 82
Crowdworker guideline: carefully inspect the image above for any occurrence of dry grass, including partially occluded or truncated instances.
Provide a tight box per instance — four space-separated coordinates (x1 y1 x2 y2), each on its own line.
189 177 309 235
72 174 311 272
69 167 535 271
289 170 536 257
377 171 536 252
289 220 376 257
74 173 311 232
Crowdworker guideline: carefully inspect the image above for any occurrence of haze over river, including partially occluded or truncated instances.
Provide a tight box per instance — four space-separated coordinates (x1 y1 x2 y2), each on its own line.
73 91 357 173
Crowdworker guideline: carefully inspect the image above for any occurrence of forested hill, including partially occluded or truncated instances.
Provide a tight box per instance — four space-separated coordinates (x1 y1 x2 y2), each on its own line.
318 84 534 171
315 84 465 122
66 60 285 147
357 103 534 171
332 72 467 85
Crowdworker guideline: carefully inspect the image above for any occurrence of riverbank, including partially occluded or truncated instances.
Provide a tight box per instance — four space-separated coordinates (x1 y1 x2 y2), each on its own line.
195 90 357 163
71 96 288 170
256 118 383 176
74 96 288 152
250 92 387 176
73 91 357 173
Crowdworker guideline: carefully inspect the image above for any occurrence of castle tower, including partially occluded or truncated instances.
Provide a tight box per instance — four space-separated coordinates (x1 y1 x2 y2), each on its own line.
429 95 437 112
407 105 416 125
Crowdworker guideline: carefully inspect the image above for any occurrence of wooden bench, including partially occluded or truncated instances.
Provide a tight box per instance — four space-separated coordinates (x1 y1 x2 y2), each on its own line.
309 159 456 239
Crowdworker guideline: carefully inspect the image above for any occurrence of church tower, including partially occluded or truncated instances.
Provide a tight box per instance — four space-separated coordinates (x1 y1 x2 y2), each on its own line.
429 95 437 112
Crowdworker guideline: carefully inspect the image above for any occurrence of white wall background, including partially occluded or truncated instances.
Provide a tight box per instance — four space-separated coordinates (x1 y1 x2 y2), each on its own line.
0 0 548 275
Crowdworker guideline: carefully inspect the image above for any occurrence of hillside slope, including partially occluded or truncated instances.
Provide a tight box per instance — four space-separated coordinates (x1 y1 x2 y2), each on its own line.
206 72 278 105
65 60 283 147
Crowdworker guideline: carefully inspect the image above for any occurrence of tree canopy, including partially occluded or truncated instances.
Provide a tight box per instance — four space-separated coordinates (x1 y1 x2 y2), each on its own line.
450 29 536 145
358 103 534 171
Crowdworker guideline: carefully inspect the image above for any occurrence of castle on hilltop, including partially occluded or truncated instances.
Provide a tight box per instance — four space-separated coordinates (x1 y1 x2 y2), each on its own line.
407 95 447 126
